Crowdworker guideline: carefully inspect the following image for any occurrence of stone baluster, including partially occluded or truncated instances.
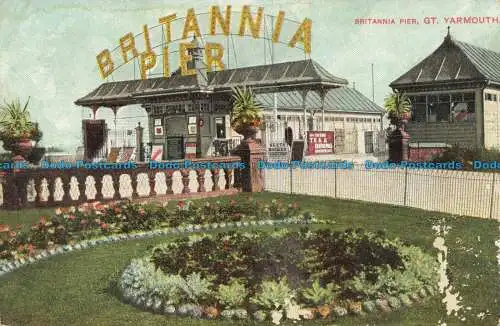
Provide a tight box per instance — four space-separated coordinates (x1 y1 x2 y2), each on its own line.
46 175 55 206
35 176 44 205
111 173 121 200
148 171 156 196
77 175 87 203
165 171 174 195
211 168 220 191
196 169 206 193
224 168 233 189
180 169 190 194
61 175 72 204
131 172 139 199
94 175 104 201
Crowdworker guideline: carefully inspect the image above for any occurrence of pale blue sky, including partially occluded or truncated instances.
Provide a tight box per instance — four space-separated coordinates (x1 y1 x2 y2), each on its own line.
0 0 498 150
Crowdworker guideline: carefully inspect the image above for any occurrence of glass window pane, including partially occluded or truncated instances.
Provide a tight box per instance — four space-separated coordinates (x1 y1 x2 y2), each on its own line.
416 95 426 103
464 93 474 101
413 103 426 122
451 93 462 102
437 103 450 122
439 94 450 102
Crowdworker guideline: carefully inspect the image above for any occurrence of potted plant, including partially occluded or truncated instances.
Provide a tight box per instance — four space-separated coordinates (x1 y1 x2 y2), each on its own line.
0 97 35 159
230 86 263 141
384 91 412 162
384 90 412 131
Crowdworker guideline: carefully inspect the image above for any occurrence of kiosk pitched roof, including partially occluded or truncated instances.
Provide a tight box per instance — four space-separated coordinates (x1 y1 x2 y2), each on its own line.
390 33 500 88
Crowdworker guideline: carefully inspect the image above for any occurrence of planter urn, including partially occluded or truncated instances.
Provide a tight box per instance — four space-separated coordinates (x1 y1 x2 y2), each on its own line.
12 138 33 161
235 125 259 141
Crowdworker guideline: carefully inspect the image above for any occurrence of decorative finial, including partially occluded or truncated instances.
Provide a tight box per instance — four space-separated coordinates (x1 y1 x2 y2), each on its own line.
444 26 451 41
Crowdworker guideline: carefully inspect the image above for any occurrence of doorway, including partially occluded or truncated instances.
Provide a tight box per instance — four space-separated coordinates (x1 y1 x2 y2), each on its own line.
285 127 293 146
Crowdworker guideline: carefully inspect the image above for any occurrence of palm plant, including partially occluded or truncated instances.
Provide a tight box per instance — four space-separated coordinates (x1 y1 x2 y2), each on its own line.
0 97 34 138
384 90 412 129
230 86 263 132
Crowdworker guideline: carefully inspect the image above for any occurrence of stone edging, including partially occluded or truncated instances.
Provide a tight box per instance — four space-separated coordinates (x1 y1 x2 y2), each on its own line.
0 217 331 277
119 260 439 322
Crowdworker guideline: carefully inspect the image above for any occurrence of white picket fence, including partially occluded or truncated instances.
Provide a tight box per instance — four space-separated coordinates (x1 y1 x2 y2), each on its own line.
264 165 500 220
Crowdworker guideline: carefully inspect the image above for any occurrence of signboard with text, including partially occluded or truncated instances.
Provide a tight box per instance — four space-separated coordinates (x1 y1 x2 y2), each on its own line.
307 131 334 155
267 142 291 161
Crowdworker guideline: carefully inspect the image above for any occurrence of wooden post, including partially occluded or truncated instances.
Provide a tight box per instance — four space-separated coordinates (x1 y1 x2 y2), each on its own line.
135 122 144 162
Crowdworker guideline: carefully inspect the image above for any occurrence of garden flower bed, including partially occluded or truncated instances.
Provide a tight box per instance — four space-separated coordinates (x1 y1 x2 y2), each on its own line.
0 198 302 262
117 228 439 324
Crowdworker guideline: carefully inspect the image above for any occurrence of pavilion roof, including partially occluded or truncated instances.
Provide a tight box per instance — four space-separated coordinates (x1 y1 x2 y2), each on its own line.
390 32 500 88
75 59 348 107
256 87 384 114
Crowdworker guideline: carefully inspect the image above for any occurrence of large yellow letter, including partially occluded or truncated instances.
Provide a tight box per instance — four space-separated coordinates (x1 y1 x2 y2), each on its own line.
272 11 285 43
205 43 225 72
182 8 201 39
209 6 231 36
238 5 264 38
159 14 176 44
289 18 312 54
139 52 157 80
179 42 195 76
143 24 153 52
163 47 170 77
119 32 139 63
96 49 114 79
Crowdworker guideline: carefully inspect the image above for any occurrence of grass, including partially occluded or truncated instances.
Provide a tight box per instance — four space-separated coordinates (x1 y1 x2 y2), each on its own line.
0 193 498 326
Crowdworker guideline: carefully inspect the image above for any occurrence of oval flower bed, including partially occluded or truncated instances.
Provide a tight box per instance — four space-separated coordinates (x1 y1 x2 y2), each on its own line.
117 228 439 324
0 198 301 262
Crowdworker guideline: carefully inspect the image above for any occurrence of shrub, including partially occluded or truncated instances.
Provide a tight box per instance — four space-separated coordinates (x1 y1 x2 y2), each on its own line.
216 278 248 309
432 145 500 171
302 228 404 285
250 277 295 310
300 279 339 306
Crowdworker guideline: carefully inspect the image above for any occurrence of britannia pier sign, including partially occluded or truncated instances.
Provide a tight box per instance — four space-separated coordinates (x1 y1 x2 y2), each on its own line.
96 5 312 80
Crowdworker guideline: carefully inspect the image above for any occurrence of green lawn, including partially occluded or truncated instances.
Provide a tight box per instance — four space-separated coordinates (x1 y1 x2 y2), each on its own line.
0 193 498 326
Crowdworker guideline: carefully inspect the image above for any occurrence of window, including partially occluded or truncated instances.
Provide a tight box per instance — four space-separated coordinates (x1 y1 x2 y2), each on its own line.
215 117 226 138
364 131 374 153
412 103 426 122
485 93 498 101
285 127 293 146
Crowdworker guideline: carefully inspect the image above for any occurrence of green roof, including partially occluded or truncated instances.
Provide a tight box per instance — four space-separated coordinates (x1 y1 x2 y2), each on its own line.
256 87 384 114
390 34 500 87
75 59 348 107
455 40 500 84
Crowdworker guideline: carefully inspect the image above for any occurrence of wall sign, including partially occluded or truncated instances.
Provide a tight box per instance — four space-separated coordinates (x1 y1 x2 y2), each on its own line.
267 142 290 162
154 126 164 136
188 124 197 135
96 5 312 79
154 118 162 126
307 131 334 155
